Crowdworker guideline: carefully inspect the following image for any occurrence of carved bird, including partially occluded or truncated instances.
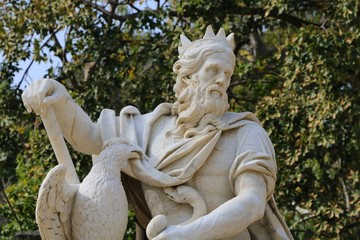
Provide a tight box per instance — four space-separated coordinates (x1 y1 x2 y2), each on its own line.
36 138 142 240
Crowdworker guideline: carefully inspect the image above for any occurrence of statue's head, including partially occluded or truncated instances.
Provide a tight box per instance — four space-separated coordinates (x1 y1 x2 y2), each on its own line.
170 26 236 138
173 25 236 99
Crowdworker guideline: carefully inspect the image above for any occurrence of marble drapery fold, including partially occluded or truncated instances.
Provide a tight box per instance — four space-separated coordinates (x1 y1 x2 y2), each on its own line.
96 103 293 239
96 103 261 188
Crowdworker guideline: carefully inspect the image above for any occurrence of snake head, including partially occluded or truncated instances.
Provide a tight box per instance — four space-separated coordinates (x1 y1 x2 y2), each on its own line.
164 186 190 203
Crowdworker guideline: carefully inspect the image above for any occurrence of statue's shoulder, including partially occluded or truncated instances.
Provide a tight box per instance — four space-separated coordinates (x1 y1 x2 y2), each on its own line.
222 111 261 126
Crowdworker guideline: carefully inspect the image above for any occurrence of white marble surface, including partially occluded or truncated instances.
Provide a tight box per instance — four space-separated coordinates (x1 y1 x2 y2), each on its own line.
35 139 141 240
22 26 293 239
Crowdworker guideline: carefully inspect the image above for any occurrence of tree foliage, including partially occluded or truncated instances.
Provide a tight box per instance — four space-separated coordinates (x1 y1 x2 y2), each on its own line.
0 0 359 239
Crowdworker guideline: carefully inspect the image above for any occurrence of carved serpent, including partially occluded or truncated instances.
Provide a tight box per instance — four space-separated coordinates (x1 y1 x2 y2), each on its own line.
146 185 207 239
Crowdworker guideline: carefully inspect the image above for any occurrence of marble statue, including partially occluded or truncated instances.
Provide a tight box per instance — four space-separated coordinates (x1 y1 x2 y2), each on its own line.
36 138 142 240
22 26 294 239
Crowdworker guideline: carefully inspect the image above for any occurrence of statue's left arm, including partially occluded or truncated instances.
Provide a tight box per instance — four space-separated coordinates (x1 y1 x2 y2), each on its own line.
152 172 267 240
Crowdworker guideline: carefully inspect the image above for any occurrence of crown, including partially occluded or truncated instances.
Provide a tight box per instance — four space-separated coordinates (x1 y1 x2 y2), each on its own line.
178 25 235 56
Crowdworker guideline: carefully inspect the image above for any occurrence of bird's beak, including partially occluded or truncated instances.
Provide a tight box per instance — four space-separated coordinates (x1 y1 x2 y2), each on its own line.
128 145 143 160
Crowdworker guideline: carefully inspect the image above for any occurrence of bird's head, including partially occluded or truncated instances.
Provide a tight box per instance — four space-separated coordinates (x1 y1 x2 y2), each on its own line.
95 138 143 170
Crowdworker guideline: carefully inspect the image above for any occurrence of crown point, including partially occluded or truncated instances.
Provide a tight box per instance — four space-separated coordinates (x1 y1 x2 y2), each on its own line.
216 28 226 38
178 26 235 56
180 34 192 47
226 33 235 50
203 25 216 38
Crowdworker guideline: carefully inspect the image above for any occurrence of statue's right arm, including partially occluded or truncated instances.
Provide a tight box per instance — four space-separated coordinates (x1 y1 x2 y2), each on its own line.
22 78 103 155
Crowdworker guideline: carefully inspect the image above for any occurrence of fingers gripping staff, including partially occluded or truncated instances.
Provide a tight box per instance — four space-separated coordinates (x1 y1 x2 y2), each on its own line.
22 78 69 116
22 78 79 183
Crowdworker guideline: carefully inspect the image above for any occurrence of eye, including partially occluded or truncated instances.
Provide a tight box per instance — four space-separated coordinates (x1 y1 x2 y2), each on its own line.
225 72 231 78
208 66 218 73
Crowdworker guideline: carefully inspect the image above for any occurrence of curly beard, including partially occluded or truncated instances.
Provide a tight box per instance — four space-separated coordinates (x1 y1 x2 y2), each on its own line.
171 83 229 138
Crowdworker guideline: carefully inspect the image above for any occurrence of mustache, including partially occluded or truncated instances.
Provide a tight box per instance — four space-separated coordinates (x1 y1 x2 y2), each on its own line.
206 84 226 96
194 84 226 97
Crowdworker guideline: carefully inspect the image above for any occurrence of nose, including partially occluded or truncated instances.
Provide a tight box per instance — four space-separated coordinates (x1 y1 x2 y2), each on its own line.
215 72 227 85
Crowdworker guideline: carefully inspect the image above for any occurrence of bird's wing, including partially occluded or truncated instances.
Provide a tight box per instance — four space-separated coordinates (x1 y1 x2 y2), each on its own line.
36 164 79 240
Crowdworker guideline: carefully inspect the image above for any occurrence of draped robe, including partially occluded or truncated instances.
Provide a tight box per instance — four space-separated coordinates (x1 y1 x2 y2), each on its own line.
95 103 293 239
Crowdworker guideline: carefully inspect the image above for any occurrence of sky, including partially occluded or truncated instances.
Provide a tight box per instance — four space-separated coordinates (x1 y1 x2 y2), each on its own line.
14 52 62 89
11 0 162 89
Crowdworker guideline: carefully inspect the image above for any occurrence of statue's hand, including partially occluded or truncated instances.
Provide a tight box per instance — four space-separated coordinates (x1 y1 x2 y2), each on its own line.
151 225 186 240
21 78 70 115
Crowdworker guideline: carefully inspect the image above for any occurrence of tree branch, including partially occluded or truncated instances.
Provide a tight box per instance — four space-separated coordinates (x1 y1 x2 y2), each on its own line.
78 0 142 21
128 2 141 12
161 0 168 8
248 29 277 59
229 79 273 87
155 0 160 9
269 11 322 28
1 182 23 231
17 58 35 89
49 28 81 90
223 7 323 28
50 29 68 63
16 28 62 90
79 1 323 29
338 176 350 212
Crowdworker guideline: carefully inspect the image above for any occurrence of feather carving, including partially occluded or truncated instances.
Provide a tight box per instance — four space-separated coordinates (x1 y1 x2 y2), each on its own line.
36 164 78 240
35 138 142 240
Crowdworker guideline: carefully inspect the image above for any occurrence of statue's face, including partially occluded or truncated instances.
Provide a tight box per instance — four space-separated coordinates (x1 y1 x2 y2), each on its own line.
195 52 234 98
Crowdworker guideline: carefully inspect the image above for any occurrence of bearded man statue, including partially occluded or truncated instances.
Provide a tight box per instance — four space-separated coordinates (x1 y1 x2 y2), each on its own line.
22 26 293 240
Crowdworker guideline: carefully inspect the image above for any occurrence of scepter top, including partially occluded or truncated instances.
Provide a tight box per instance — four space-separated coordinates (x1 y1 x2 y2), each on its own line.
178 25 235 57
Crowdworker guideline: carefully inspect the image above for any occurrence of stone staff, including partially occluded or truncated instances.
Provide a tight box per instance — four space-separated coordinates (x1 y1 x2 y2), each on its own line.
40 106 80 184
